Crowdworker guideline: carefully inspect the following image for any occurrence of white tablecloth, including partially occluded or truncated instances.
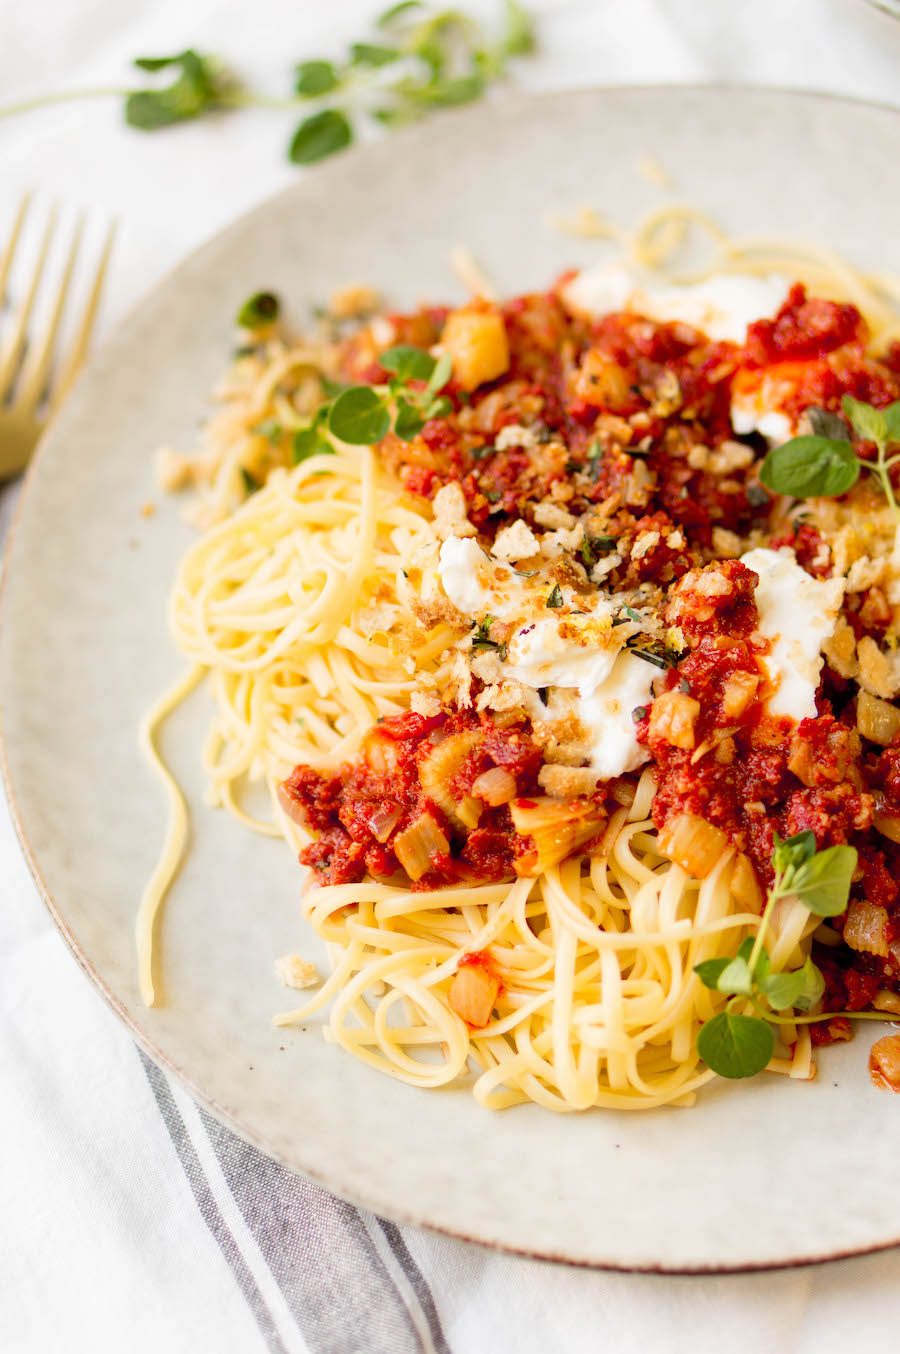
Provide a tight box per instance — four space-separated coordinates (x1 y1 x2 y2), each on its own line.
4 3 900 1351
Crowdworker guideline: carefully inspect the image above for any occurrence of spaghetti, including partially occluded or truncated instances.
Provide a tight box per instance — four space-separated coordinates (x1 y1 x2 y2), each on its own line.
141 208 900 1109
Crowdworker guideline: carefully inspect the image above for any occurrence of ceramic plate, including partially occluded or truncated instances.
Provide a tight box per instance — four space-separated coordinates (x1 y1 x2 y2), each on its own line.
4 87 900 1272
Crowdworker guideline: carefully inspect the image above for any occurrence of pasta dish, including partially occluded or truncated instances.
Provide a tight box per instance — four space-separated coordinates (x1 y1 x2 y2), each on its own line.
140 211 900 1111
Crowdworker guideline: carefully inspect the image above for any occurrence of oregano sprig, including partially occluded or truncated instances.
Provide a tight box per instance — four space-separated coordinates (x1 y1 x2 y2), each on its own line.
759 396 900 516
694 831 857 1080
292 342 454 452
0 3 536 166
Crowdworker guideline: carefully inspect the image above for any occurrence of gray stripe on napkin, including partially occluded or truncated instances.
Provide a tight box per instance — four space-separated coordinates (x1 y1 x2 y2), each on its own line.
375 1219 453 1354
139 1051 290 1354
199 1106 443 1354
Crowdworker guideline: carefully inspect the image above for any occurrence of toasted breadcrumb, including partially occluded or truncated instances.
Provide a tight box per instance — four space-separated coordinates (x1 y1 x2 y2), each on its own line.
275 954 319 989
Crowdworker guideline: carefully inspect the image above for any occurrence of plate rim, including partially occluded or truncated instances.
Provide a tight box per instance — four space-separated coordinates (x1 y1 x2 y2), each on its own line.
4 82 900 1275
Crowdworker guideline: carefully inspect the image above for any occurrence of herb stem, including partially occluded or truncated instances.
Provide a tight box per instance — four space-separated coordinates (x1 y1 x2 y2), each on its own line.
747 883 782 977
0 87 132 119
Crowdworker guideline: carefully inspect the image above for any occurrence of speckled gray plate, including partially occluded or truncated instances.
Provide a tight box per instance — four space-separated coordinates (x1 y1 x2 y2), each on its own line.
3 87 900 1273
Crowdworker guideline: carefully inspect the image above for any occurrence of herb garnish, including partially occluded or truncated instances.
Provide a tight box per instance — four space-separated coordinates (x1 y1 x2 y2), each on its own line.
580 534 616 568
289 344 453 449
237 292 280 329
546 584 563 608
760 397 900 516
471 615 507 661
694 831 857 1079
0 4 536 165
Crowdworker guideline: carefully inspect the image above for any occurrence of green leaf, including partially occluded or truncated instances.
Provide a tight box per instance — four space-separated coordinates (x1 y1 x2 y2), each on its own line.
126 50 227 130
694 957 731 990
394 396 425 442
236 291 280 328
884 400 900 443
350 43 400 67
328 386 391 444
772 829 816 876
294 60 340 97
379 344 436 382
715 956 753 996
788 843 858 917
546 584 563 608
240 467 261 495
696 1012 775 1079
377 0 423 26
759 436 859 499
793 956 826 1013
737 935 770 981
843 394 888 446
289 108 353 164
420 74 485 108
426 351 452 395
759 956 825 1012
502 0 537 56
425 394 452 420
292 425 334 463
807 406 850 442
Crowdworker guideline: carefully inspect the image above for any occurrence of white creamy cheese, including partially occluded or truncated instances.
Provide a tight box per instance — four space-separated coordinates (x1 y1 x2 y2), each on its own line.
437 537 657 777
561 263 789 344
730 395 793 446
577 653 659 780
506 616 618 693
741 547 845 721
438 537 520 619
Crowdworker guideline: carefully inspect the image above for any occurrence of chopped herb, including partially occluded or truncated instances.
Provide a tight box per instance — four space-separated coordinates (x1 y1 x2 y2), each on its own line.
484 488 502 503
546 584 563 608
623 606 642 623
587 439 602 458
746 482 769 507
471 616 507 660
629 648 669 670
580 534 616 567
236 291 279 328
631 705 648 722
240 467 262 495
470 444 492 462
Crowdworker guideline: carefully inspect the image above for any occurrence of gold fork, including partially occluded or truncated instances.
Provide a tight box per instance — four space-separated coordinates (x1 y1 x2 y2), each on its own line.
0 194 115 479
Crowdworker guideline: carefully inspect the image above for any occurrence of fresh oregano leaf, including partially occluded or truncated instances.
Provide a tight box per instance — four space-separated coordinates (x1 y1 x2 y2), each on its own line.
696 1012 775 1079
292 425 334 463
426 350 452 395
501 0 537 55
377 0 423 26
236 291 279 328
379 344 436 382
350 43 400 67
715 956 753 997
394 396 425 442
793 956 826 1013
884 400 900 443
289 108 353 164
807 406 850 442
788 843 857 917
759 435 860 499
327 386 391 444
772 829 816 876
843 394 888 446
294 60 341 97
694 957 731 990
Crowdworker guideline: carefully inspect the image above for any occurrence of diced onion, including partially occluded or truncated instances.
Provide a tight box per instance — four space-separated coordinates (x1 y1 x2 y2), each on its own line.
869 1034 900 1092
471 767 516 806
393 813 450 882
858 691 900 747
843 899 889 958
657 812 729 879
730 852 762 914
448 963 500 1028
510 797 605 875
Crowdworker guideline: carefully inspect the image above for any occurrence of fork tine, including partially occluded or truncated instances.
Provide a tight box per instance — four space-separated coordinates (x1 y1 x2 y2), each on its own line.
51 218 116 410
0 203 58 403
0 193 31 307
15 212 86 416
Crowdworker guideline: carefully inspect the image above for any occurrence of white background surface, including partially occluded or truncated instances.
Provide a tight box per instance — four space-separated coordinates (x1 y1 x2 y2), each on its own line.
4 2 900 1351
